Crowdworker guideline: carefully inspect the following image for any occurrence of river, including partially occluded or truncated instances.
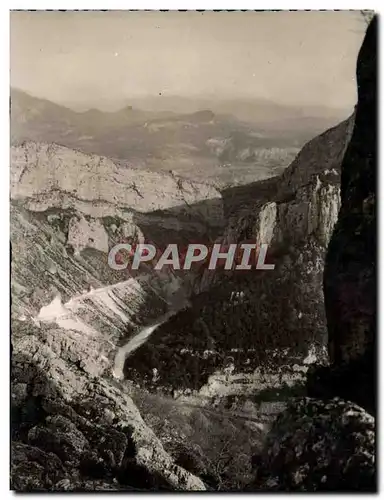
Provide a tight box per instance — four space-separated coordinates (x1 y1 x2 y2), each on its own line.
112 310 177 379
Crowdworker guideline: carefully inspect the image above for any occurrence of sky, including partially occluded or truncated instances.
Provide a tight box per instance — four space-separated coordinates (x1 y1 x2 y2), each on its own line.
10 10 366 112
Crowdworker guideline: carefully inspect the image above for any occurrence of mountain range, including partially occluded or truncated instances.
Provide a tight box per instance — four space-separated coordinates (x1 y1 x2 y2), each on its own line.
10 88 350 187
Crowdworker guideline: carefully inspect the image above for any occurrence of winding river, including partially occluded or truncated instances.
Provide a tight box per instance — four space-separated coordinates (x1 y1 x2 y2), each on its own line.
112 310 177 379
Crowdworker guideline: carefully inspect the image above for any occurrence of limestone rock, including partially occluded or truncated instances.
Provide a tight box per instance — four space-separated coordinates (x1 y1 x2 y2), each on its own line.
67 215 109 255
10 141 224 224
256 19 377 494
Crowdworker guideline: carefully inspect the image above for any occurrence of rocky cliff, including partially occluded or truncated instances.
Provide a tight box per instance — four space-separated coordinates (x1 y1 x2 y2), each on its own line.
11 142 223 220
11 17 376 491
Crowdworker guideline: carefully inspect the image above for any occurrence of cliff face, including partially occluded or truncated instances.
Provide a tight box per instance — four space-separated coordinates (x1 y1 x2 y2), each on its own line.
11 141 224 224
199 116 353 291
322 16 377 413
125 114 354 398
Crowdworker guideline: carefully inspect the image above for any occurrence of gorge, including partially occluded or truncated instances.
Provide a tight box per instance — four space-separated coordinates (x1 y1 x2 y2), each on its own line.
10 15 376 492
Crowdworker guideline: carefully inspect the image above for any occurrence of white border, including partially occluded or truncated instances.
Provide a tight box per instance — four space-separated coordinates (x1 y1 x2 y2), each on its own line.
3 2 382 10
2 2 382 498
1 5 10 499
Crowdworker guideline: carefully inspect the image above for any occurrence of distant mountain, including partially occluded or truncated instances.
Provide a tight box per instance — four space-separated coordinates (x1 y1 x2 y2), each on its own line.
11 88 345 149
10 88 173 136
124 95 351 131
61 94 350 128
11 88 309 186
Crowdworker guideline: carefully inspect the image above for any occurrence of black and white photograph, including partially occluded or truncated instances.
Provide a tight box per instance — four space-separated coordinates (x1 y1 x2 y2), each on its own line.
9 9 377 492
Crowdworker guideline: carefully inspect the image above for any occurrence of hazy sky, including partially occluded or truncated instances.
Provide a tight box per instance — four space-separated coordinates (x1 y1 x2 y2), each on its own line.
10 10 366 111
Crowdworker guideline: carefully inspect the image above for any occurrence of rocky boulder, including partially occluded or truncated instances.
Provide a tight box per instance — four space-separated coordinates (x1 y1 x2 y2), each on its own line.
255 398 375 492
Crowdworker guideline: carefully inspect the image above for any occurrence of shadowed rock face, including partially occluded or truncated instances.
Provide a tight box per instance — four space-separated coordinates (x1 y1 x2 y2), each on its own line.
322 16 377 413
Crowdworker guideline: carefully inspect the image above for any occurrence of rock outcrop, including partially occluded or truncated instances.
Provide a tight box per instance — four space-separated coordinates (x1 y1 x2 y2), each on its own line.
255 398 375 492
10 142 225 364
10 16 376 491
10 203 174 368
11 320 206 491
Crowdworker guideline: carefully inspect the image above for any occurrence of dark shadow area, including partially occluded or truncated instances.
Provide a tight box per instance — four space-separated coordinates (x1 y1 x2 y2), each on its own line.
310 15 377 416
